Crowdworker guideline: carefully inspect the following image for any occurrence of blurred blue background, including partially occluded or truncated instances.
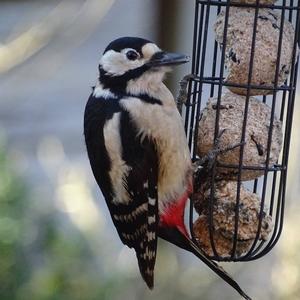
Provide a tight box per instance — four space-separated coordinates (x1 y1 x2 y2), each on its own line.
0 1 299 299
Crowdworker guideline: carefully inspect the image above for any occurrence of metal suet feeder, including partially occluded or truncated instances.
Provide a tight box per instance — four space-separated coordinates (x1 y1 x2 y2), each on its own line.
180 0 300 261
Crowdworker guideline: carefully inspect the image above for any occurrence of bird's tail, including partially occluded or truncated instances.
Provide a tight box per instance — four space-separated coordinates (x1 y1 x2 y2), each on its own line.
187 238 252 300
137 252 155 289
158 227 252 300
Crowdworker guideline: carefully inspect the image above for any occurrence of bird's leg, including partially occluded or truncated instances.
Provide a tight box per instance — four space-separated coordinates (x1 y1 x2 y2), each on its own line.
176 74 198 114
193 129 245 173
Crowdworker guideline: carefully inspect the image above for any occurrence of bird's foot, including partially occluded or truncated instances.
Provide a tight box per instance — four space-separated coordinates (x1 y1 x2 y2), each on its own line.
176 74 198 114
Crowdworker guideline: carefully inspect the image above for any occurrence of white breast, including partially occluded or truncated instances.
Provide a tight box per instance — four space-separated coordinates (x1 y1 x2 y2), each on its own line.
120 83 192 213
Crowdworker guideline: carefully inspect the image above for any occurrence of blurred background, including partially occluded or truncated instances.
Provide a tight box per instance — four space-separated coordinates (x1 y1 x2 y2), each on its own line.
0 1 299 299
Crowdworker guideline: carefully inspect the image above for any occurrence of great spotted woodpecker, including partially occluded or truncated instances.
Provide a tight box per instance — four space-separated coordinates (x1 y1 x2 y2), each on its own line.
84 37 251 300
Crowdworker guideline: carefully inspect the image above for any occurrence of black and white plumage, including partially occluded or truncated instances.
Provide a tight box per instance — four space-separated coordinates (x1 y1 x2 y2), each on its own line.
84 37 191 287
84 37 251 300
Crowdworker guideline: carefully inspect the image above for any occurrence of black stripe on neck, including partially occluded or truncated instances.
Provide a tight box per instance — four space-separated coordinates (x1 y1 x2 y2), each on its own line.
99 64 150 93
129 93 162 105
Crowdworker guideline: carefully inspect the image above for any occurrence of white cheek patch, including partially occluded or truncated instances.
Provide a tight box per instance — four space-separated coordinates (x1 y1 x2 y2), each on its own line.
142 43 161 60
100 49 144 76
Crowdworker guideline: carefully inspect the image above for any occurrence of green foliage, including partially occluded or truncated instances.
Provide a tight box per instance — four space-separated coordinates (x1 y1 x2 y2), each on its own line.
0 144 130 300
0 145 30 300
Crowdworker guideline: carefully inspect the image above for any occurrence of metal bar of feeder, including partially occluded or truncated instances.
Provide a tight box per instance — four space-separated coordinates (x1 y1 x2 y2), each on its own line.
231 0 261 260
216 163 285 171
187 3 204 152
192 6 212 161
186 0 300 262
192 77 295 92
184 1 200 135
244 0 288 259
252 2 300 260
189 0 213 249
246 1 300 261
189 0 201 246
209 0 223 97
196 0 300 11
269 171 278 216
207 0 232 259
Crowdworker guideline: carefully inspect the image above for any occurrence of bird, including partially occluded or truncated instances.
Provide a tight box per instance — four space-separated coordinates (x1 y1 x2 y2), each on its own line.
84 36 251 300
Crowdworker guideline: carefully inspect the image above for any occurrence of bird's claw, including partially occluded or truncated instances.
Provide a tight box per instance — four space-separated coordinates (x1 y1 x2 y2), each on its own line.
176 74 198 114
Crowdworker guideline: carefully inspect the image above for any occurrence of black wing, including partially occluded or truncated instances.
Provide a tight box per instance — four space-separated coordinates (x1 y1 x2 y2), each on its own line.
84 94 159 288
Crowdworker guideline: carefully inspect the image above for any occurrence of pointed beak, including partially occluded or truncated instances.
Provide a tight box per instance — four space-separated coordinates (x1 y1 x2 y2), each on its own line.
158 227 252 300
146 51 190 67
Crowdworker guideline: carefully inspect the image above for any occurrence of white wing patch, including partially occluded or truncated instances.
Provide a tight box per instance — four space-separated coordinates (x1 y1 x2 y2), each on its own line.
103 112 131 205
148 197 156 206
143 181 149 188
148 216 156 225
93 84 116 99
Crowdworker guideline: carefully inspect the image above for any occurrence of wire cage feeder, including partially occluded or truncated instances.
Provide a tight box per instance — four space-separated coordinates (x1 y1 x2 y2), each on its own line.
182 0 300 262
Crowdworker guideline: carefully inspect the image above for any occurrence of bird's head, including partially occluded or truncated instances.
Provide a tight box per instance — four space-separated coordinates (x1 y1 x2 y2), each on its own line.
98 36 189 93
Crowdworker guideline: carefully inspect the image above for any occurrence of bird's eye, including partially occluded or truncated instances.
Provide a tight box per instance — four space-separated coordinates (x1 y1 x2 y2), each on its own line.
126 50 139 61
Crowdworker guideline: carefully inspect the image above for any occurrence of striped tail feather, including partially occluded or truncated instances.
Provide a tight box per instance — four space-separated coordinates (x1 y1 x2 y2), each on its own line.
136 190 159 289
